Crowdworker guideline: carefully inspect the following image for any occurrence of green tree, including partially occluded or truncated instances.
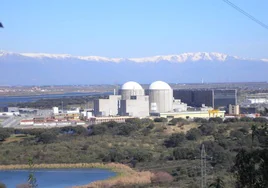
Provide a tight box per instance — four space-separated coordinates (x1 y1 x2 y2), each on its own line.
233 149 268 188
0 131 10 141
209 117 223 124
186 128 202 140
38 131 56 144
164 133 185 147
28 158 38 188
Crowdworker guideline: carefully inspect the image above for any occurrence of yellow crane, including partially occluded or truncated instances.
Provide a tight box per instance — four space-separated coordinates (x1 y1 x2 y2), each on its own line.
208 109 219 117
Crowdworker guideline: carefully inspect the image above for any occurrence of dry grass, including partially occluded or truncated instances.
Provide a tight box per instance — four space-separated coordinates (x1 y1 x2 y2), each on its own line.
164 123 199 135
77 170 154 188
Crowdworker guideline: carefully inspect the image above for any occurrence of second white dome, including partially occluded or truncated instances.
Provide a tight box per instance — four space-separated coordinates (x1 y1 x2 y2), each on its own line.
149 81 171 90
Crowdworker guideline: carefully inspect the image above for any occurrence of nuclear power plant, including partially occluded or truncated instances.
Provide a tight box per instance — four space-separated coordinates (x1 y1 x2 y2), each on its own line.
94 81 227 119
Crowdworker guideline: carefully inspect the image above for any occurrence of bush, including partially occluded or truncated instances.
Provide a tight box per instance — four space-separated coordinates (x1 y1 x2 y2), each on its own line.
154 117 168 123
186 128 202 140
116 123 138 136
38 131 57 144
209 117 223 124
164 133 185 148
0 129 11 141
198 124 216 136
169 118 189 126
230 130 245 140
253 117 268 123
194 118 208 124
173 147 198 160
151 171 173 184
224 118 239 123
240 117 253 122
90 124 108 135
133 150 153 162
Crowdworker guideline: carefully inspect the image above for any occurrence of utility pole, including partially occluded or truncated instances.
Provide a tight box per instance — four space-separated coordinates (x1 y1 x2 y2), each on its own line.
201 144 207 188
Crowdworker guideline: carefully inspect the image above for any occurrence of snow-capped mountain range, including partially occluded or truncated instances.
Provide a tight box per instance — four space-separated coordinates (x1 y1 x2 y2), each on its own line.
0 51 267 85
0 51 265 63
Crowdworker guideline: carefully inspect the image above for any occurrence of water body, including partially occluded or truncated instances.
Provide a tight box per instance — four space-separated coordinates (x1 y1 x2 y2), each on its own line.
0 168 116 188
0 92 111 107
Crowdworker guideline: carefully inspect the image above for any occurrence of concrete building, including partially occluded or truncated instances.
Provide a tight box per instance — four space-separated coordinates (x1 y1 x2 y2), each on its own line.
173 99 187 112
149 81 173 113
159 110 225 119
119 81 145 100
120 95 149 117
94 95 121 116
52 107 59 115
88 116 133 125
229 104 240 115
173 89 237 109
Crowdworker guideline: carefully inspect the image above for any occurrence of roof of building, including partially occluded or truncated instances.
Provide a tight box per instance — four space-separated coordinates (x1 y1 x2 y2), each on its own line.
149 81 172 90
121 81 143 90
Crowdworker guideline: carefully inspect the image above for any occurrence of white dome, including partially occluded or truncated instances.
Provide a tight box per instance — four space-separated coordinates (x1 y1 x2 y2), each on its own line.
149 81 172 90
121 81 143 90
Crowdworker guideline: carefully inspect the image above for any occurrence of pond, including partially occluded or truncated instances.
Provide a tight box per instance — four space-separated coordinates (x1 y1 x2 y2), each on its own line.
0 168 116 188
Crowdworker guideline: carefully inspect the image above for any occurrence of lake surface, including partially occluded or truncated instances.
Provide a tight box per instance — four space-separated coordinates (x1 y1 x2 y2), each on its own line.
0 168 116 188
0 92 111 107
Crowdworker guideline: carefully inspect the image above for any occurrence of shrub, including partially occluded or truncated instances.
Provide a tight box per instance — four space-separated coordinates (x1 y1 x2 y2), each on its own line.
90 124 108 135
37 131 57 144
198 124 216 136
169 118 189 126
253 117 268 123
240 117 253 122
209 117 223 124
224 118 239 123
0 129 11 141
116 123 137 136
133 150 153 162
186 128 202 140
164 133 185 148
154 117 168 123
194 118 208 124
173 147 198 160
151 171 173 184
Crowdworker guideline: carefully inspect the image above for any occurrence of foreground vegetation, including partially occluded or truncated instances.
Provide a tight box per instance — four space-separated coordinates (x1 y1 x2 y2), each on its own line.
0 117 268 187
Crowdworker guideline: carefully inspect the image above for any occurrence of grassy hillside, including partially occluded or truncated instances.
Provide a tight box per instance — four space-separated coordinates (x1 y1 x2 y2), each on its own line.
0 117 267 187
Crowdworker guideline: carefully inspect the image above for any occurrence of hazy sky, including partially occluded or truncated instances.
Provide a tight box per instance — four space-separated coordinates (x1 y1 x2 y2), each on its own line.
1 0 267 58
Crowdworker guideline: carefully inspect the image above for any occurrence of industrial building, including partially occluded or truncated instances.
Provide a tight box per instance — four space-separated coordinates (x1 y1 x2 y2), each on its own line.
173 89 237 109
149 81 173 113
119 81 145 100
93 81 227 120
94 95 121 116
120 95 149 117
159 110 225 119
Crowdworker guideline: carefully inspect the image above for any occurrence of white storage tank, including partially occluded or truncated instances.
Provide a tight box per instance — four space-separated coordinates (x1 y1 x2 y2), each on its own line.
119 81 145 100
149 81 173 113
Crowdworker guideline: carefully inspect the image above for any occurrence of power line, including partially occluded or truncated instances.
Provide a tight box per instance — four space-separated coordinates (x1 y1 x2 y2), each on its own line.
222 0 268 30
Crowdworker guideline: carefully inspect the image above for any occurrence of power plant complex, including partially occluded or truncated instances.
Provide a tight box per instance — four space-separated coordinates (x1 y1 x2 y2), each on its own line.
94 81 229 120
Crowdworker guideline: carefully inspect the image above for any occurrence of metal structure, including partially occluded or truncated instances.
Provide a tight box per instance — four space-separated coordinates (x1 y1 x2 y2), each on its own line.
208 109 219 117
201 144 207 188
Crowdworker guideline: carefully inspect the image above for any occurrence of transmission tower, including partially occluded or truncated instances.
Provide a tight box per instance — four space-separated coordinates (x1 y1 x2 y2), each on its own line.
201 144 207 188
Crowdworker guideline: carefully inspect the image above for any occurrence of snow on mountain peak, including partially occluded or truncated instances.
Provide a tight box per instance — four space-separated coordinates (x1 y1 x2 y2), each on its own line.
0 51 255 63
